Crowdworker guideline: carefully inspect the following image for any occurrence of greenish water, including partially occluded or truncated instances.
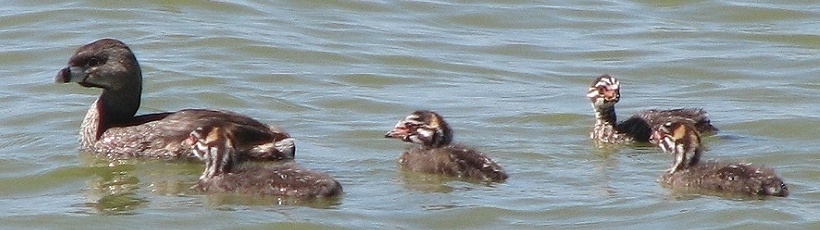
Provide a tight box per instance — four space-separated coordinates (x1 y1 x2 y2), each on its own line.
1 0 818 229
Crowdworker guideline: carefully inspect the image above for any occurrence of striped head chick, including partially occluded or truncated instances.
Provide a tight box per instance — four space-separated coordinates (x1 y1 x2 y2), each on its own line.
384 110 453 148
185 123 237 181
586 74 621 110
653 120 702 174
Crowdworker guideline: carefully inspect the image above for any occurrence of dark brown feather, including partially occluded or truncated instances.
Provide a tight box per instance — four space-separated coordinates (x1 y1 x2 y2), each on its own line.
656 121 788 197
587 75 718 144
57 39 292 161
387 110 508 183
188 124 341 198
400 144 508 182
660 161 789 197
196 162 343 198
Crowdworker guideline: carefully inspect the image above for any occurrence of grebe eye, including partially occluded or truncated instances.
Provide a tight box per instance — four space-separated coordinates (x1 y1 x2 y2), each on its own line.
87 57 101 67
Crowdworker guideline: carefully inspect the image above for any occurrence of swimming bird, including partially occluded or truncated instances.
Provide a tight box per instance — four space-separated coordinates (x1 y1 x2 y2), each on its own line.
385 110 508 183
586 74 718 144
186 121 342 198
55 39 293 161
653 120 788 197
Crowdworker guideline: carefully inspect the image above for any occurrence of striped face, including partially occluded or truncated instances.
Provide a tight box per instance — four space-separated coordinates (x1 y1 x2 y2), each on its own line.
186 125 236 179
384 110 452 148
654 121 702 173
587 74 620 108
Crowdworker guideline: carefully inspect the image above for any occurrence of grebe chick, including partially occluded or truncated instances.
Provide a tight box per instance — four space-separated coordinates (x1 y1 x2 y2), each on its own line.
653 121 788 197
186 122 342 198
56 39 293 161
587 74 718 144
384 110 508 183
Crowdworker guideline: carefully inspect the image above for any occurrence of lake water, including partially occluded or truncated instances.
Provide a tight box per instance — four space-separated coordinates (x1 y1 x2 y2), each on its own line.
1 0 818 229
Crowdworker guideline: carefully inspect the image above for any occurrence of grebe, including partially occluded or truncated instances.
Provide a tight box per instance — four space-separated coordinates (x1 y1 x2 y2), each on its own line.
186 121 342 198
586 74 718 144
384 110 508 182
653 121 788 197
55 39 293 161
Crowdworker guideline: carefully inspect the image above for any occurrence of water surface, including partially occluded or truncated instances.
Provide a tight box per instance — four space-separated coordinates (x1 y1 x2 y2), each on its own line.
1 0 819 229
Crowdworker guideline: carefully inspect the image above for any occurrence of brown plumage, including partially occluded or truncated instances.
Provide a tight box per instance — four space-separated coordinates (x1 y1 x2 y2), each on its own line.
384 110 508 183
55 39 293 161
654 121 788 197
186 121 342 198
587 74 718 144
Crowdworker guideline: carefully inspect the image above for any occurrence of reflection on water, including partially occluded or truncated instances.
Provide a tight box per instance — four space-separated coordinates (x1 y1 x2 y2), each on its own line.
81 163 147 215
199 193 343 210
397 170 458 194
591 150 620 198
78 156 344 212
395 168 505 194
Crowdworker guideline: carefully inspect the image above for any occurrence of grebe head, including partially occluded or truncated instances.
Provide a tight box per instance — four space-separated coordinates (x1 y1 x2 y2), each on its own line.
653 120 702 173
586 74 620 109
56 39 142 92
186 124 236 180
385 110 453 148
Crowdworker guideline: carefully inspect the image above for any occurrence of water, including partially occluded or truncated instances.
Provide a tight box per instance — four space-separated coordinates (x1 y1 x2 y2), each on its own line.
2 0 819 229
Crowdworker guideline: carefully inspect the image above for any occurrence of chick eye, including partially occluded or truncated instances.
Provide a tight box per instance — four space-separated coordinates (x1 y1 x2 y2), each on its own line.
87 57 101 67
405 122 421 128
